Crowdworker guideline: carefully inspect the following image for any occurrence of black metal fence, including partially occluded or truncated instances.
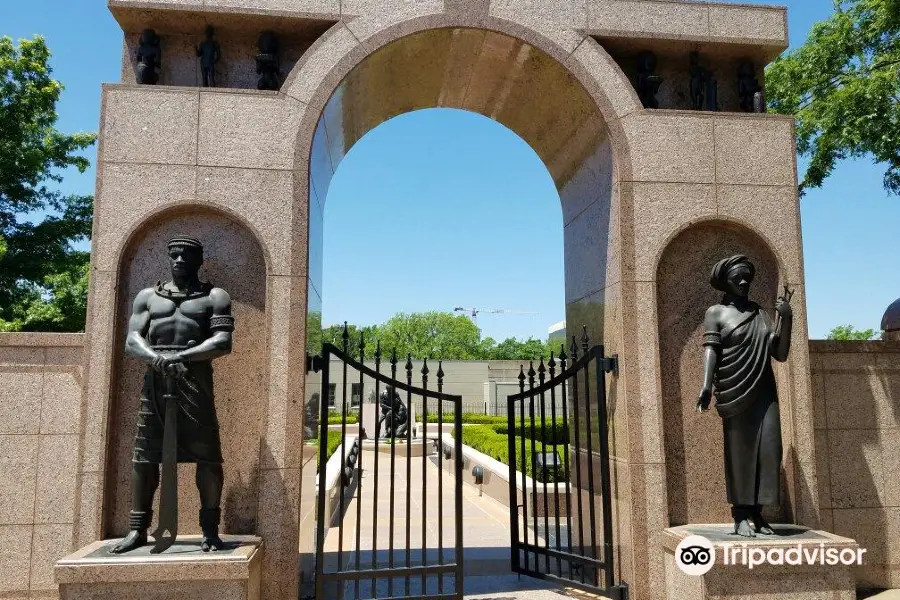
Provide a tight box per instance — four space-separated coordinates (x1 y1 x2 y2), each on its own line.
506 329 628 600
313 328 464 600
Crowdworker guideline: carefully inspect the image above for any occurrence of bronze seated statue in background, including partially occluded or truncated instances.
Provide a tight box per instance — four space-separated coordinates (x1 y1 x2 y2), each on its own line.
697 255 793 538
112 236 234 554
377 387 409 439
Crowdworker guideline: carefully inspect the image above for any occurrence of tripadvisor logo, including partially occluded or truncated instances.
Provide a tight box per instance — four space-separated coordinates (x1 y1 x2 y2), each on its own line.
675 535 716 576
675 534 867 576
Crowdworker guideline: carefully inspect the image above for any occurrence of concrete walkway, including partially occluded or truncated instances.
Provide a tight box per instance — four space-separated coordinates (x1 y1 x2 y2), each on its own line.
321 446 569 599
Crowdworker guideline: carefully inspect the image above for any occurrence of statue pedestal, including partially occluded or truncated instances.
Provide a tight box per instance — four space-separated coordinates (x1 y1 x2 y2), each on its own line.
55 535 262 600
361 402 378 439
662 525 858 600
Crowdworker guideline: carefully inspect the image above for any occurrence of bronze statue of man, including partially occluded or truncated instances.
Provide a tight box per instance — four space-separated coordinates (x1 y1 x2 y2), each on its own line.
377 387 408 439
697 255 793 537
112 236 234 554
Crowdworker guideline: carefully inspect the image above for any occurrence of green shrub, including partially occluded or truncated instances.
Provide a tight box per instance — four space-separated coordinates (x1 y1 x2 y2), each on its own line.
426 413 568 444
313 430 345 469
327 412 359 425
425 412 506 425
460 425 568 483
492 419 568 445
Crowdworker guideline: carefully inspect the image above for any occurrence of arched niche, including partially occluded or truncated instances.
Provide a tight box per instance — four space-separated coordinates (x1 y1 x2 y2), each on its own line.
104 206 267 538
657 220 787 526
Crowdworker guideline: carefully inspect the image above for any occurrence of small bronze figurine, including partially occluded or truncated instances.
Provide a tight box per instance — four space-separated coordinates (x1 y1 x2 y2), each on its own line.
738 62 763 113
136 29 162 85
704 69 719 111
112 236 234 554
697 255 793 538
376 387 409 439
689 52 705 111
196 25 221 88
256 31 282 91
689 52 719 111
635 51 663 109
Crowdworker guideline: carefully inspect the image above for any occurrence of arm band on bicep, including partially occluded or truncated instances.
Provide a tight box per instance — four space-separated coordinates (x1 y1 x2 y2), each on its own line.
209 315 235 332
702 331 721 348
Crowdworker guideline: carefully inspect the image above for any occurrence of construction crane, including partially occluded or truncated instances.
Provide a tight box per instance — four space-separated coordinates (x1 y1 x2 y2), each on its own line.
453 306 538 325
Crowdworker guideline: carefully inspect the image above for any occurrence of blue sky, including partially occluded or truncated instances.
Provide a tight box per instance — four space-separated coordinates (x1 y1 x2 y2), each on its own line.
3 1 897 341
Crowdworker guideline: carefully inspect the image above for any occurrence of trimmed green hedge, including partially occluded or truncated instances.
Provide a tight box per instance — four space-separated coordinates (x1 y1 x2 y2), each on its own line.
426 413 568 443
491 420 568 445
314 430 344 469
460 424 568 483
328 413 359 425
425 413 506 425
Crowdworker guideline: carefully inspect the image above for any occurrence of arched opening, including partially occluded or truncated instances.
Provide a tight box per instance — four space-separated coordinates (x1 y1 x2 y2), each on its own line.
105 207 267 538
306 26 618 372
657 220 785 527
300 26 623 595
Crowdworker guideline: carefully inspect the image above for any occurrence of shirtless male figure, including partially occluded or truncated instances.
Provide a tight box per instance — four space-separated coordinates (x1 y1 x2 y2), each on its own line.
112 236 234 553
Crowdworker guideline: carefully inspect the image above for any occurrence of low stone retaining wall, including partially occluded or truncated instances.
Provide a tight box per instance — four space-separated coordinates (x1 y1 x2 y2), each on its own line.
317 436 360 533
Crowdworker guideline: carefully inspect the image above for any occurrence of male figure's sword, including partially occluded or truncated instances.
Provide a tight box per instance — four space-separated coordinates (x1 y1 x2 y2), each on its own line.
151 366 179 553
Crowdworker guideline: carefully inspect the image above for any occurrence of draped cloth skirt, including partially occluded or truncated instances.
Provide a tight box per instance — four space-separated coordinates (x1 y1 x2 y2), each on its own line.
133 360 223 465
712 308 782 506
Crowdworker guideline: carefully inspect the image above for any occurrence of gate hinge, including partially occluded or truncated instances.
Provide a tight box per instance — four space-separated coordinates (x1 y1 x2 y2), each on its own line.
602 353 619 377
306 353 323 373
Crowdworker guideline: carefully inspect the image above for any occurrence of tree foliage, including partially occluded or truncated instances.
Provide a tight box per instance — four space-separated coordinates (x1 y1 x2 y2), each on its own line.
0 36 96 331
766 0 900 195
321 312 560 360
826 324 878 340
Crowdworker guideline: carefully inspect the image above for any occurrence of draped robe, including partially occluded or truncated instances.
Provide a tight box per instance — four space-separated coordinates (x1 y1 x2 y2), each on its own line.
707 304 782 506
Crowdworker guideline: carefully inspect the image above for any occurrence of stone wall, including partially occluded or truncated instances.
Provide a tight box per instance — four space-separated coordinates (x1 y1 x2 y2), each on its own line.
0 334 84 598
811 340 900 589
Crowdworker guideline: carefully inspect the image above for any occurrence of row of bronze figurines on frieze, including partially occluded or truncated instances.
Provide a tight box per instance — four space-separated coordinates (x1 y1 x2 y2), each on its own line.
134 27 282 91
636 50 766 113
110 236 791 555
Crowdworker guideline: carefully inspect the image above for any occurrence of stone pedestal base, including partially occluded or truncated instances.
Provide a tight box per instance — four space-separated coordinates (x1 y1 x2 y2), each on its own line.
55 535 262 600
663 525 859 600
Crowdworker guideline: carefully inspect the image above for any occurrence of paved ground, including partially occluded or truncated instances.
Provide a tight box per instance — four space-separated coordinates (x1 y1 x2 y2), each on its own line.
321 448 573 599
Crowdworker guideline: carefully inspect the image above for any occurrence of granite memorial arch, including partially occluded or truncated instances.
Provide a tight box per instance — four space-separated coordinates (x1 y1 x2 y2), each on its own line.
3 2 842 600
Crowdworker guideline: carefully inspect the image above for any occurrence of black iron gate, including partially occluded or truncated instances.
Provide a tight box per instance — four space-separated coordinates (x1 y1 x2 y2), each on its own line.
312 329 464 600
506 329 628 600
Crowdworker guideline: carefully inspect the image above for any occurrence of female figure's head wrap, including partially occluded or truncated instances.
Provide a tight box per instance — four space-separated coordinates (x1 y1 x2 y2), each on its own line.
710 255 755 293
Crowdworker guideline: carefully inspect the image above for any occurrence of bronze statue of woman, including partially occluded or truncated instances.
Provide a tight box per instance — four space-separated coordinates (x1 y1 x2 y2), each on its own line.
696 255 793 537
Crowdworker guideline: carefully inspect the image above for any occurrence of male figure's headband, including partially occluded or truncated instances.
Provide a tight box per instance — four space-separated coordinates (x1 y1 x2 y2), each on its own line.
167 236 203 251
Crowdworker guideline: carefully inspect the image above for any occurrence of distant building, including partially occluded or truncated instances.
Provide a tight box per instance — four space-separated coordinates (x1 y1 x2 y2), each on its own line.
548 320 566 340
317 357 563 416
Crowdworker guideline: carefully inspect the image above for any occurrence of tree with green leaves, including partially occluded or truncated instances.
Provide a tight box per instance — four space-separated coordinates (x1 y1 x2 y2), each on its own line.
320 312 558 360
766 0 900 195
0 36 96 331
826 324 878 340
369 312 484 360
